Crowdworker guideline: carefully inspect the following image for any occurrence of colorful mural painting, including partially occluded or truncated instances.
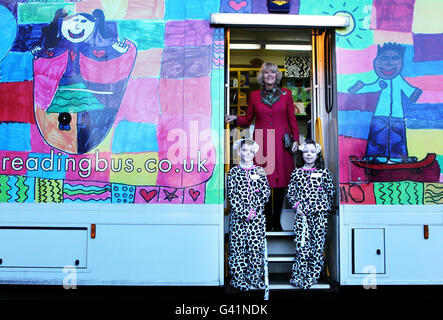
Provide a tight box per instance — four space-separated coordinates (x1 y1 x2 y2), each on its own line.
222 0 442 206
0 0 222 205
0 0 442 207
331 0 443 205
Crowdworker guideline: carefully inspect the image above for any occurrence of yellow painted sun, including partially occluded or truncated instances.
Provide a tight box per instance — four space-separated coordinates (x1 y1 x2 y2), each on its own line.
321 1 373 49
335 11 355 37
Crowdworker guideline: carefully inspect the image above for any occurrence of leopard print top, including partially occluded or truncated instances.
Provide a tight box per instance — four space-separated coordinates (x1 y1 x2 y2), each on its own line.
227 165 271 220
286 167 335 213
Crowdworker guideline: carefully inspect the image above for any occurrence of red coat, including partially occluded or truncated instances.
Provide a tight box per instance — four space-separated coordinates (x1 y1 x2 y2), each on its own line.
237 88 299 188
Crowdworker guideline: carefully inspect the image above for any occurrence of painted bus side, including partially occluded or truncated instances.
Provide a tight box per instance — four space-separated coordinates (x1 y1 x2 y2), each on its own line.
0 0 442 286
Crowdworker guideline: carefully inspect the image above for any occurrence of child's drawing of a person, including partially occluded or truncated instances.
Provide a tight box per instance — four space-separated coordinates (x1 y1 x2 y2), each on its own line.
348 43 422 163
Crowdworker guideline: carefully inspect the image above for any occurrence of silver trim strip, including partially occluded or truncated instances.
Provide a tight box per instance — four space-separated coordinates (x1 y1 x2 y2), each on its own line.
210 13 349 28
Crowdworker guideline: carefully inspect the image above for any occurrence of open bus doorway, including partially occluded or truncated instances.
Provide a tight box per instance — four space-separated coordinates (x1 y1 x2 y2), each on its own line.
224 26 339 292
225 27 339 221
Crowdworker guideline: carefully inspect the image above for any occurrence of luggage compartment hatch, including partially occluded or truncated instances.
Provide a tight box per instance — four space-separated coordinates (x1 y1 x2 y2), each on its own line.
0 227 87 268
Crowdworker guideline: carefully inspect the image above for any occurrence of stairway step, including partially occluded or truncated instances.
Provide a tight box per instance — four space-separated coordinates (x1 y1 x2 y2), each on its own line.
268 273 330 290
267 254 295 262
269 282 330 290
266 231 295 237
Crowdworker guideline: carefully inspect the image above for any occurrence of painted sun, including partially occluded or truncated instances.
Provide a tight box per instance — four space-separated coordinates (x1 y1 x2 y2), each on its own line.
323 1 373 49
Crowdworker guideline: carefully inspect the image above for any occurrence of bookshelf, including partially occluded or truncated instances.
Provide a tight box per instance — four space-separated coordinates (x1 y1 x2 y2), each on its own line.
229 67 310 117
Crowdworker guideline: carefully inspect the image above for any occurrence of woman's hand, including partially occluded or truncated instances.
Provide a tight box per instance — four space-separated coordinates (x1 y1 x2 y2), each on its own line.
291 141 299 153
225 115 237 123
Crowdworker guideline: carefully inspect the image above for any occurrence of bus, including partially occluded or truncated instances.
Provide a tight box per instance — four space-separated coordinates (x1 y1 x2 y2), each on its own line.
0 0 441 291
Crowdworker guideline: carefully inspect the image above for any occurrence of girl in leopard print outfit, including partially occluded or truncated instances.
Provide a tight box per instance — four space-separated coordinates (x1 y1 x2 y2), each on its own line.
286 139 335 289
227 138 271 291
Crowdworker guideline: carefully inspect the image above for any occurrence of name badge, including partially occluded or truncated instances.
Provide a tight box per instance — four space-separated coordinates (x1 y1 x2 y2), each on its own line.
311 172 323 178
250 174 260 180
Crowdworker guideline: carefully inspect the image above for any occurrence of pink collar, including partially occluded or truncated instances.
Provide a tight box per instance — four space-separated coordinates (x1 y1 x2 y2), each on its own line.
301 167 316 171
238 164 256 170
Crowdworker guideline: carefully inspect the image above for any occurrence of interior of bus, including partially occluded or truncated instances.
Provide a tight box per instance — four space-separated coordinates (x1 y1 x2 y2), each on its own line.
226 27 338 211
224 27 339 291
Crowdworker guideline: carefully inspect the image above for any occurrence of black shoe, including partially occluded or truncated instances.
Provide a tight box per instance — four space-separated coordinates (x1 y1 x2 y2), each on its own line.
273 224 283 232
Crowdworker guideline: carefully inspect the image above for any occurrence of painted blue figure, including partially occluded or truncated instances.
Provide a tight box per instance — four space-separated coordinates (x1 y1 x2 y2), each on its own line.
348 43 422 163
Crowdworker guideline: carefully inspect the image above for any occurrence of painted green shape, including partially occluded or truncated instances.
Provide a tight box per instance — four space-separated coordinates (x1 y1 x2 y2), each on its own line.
49 179 63 203
18 3 74 24
337 71 378 93
397 181 423 204
205 68 224 204
36 178 63 203
36 178 46 202
0 175 11 202
47 83 104 113
116 20 165 51
437 155 443 173
64 188 110 196
15 176 29 203
374 181 424 205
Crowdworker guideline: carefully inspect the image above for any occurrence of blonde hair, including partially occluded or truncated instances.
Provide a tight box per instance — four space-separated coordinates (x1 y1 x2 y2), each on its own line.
257 62 283 87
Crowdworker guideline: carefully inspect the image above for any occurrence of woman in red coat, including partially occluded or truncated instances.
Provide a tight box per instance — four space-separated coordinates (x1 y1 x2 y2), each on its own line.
226 62 300 231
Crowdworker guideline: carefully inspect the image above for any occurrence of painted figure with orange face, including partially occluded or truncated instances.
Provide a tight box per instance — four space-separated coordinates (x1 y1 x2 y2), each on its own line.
348 43 422 163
